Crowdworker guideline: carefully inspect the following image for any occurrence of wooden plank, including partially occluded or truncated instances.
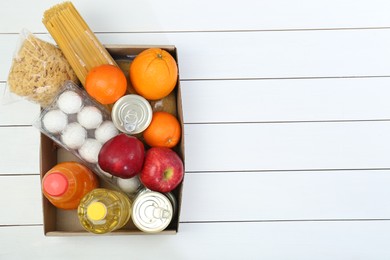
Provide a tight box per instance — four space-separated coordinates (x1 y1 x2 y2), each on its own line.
184 121 390 172
3 171 390 224
2 29 390 82
181 77 390 123
1 221 390 259
181 170 390 222
4 122 389 175
0 83 41 126
4 77 390 125
0 127 40 174
1 0 390 33
0 176 42 225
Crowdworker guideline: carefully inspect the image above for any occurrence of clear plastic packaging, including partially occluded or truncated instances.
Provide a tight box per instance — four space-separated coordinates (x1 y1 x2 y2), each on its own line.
43 2 117 86
33 81 118 183
6 29 78 107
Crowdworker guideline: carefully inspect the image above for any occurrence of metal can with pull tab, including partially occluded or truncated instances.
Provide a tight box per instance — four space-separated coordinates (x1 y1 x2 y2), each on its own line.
131 188 176 233
111 94 153 134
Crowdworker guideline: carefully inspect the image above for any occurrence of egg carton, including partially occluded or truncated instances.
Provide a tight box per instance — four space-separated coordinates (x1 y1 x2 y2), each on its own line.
33 80 119 184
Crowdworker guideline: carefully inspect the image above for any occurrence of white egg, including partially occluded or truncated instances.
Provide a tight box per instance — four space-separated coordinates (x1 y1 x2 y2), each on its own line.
116 176 141 194
96 165 114 179
42 109 68 134
57 91 83 114
77 106 103 129
61 122 87 149
95 121 119 143
78 138 102 163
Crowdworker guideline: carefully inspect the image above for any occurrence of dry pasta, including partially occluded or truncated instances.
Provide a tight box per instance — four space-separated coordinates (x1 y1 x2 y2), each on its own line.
7 30 78 107
43 1 117 86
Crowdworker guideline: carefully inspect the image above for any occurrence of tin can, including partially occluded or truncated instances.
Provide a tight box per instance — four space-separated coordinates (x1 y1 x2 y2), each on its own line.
132 189 176 233
111 94 152 134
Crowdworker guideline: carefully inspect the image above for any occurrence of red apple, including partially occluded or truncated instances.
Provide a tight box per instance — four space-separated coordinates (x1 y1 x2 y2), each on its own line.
140 147 184 193
98 133 144 178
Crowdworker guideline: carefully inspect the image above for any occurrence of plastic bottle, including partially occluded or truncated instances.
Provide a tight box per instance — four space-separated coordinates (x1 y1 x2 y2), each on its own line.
77 188 132 234
42 161 98 210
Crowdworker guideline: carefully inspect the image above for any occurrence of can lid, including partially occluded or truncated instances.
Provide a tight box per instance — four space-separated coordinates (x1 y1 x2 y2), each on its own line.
132 190 173 233
111 94 153 134
43 172 69 197
87 202 107 221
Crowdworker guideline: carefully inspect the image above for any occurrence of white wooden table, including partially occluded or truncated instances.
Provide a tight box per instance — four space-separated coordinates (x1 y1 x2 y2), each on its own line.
1 0 390 259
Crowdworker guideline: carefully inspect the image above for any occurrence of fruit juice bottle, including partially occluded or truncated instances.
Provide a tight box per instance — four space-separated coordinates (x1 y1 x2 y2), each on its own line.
42 162 98 210
77 188 132 234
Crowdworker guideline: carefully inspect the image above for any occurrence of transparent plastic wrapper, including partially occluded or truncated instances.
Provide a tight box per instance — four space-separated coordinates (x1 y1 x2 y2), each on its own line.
43 1 117 86
6 29 78 107
33 81 118 185
149 91 178 117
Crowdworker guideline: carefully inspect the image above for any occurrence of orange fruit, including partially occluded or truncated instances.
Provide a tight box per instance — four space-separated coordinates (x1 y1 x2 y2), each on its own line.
85 64 127 104
129 48 178 100
143 112 181 148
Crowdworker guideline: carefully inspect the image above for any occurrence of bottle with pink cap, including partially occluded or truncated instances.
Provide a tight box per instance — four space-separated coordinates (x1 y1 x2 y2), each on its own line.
42 162 98 210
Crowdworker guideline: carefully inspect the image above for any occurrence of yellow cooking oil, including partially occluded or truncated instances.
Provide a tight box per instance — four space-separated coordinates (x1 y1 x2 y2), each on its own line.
78 188 132 234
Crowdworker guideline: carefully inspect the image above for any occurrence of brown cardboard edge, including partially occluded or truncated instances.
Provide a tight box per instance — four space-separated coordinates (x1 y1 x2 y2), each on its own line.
105 44 177 57
174 47 184 233
40 134 58 236
41 45 183 236
46 230 177 237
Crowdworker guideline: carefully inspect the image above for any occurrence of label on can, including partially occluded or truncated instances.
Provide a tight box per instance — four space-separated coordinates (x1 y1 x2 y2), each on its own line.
132 189 175 233
111 94 152 134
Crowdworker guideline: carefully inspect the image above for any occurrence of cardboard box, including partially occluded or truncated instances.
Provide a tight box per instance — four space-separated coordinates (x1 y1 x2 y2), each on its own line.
40 45 184 236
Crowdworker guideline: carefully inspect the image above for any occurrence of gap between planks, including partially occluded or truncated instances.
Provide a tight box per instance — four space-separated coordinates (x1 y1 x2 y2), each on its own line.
2 219 390 228
2 26 390 35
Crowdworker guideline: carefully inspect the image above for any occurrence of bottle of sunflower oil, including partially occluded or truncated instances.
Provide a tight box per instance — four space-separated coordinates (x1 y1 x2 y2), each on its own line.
77 188 132 234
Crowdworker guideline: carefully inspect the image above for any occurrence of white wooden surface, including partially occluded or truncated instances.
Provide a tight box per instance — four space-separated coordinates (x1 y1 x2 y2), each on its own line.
1 0 390 259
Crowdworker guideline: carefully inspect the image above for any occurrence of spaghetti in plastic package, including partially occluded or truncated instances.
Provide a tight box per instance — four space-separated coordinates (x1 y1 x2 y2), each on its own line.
43 1 117 86
6 29 78 107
